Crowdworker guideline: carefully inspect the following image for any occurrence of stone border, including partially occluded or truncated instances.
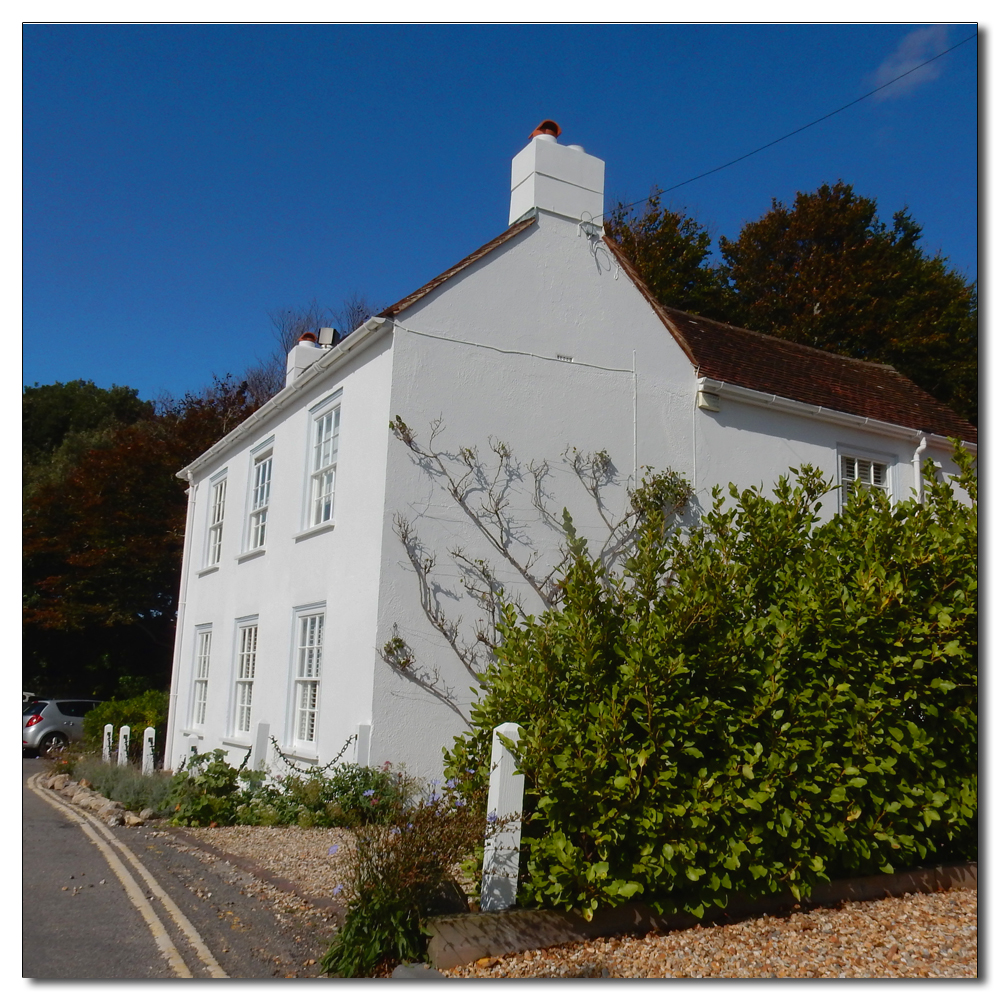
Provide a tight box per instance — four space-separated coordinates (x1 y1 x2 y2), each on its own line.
35 772 147 827
424 862 977 970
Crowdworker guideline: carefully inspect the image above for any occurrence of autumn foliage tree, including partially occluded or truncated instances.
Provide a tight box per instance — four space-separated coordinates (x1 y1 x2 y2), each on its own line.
23 378 261 697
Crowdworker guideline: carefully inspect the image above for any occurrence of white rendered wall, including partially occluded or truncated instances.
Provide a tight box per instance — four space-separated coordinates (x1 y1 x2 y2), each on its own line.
166 334 394 772
370 211 701 780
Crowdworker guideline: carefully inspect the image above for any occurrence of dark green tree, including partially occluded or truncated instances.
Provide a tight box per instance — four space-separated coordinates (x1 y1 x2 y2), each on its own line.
604 190 731 319
718 182 977 424
607 182 977 425
23 380 155 485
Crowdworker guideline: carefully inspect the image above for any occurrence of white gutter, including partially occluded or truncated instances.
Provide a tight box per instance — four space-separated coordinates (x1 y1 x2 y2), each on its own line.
697 376 978 455
176 315 393 481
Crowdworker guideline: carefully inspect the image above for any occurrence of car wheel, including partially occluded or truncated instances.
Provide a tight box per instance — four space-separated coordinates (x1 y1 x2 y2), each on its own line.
39 733 68 757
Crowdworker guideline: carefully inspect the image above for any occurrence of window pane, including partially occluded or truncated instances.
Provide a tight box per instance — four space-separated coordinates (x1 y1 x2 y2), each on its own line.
294 614 323 743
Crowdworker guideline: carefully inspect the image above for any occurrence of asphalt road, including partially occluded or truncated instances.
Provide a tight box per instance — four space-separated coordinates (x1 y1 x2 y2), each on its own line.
22 758 335 979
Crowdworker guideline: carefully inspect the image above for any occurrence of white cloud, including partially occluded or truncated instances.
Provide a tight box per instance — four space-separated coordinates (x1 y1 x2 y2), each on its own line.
871 25 952 101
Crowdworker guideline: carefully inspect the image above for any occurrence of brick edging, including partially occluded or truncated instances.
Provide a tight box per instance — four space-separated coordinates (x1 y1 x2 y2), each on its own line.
425 861 977 970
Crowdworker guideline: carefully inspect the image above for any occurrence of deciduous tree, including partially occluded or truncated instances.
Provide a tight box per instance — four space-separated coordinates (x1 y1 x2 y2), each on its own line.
604 191 731 319
719 182 977 423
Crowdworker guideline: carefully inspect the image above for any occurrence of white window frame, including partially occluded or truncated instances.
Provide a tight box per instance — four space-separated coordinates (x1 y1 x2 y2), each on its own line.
233 619 259 737
245 438 274 552
205 471 227 567
289 606 325 747
306 392 342 529
838 444 895 507
191 627 212 728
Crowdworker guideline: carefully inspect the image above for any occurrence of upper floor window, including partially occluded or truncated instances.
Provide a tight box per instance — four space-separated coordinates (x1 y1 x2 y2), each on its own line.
248 451 273 550
206 477 227 566
841 455 888 495
310 404 340 526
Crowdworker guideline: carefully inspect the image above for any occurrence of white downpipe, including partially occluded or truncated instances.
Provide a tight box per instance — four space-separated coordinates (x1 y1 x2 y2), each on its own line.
632 350 638 483
912 435 929 504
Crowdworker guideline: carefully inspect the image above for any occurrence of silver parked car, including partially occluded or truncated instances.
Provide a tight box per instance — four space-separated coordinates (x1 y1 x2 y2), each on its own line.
22 698 102 756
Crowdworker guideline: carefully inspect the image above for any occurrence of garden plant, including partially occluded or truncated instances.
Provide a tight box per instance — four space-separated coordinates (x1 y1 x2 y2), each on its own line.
446 449 977 921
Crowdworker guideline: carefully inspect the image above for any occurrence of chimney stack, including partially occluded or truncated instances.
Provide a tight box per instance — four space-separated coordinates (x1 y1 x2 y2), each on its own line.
285 332 324 386
509 121 605 226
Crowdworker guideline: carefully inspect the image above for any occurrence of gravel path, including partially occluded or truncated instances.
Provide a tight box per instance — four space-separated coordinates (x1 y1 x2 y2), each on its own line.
443 888 977 979
174 826 977 978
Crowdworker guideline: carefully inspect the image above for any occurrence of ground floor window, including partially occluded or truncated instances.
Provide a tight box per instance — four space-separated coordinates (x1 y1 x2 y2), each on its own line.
294 612 324 744
235 622 258 735
192 629 212 727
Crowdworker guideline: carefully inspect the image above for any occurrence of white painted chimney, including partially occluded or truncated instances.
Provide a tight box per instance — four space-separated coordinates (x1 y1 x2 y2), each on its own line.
286 332 324 386
509 120 605 226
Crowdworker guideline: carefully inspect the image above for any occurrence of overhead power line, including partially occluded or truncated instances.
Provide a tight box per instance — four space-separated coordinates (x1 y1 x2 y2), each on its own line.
618 31 977 209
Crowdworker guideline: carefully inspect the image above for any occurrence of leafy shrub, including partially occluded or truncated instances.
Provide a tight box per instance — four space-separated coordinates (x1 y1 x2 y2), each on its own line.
73 757 175 814
82 690 169 762
320 780 488 978
167 749 250 826
446 450 977 920
165 739 415 829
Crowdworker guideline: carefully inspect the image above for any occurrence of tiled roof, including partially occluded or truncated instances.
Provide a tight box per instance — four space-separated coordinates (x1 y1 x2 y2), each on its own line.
603 236 977 444
383 217 536 317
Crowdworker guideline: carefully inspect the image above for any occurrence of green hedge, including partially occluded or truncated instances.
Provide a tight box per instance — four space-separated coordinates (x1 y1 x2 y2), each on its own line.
446 451 977 920
83 690 169 761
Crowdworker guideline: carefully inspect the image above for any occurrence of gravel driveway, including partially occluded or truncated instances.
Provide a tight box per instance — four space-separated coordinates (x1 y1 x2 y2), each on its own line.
175 825 977 978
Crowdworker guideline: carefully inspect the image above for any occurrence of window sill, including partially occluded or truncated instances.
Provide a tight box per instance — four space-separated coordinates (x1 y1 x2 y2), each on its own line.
293 522 335 543
221 738 251 749
196 565 220 578
279 746 319 763
180 730 203 738
236 548 266 563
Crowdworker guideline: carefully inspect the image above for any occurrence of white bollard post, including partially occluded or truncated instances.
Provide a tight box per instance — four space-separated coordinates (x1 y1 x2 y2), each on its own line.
102 724 114 763
142 727 155 775
117 726 130 767
357 723 371 767
481 722 525 912
251 721 270 771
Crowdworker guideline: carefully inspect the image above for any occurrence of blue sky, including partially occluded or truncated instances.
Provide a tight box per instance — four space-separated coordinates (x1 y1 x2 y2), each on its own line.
22 23 978 403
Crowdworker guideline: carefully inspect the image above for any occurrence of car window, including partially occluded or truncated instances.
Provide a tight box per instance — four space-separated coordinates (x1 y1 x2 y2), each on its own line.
23 700 49 716
57 701 97 718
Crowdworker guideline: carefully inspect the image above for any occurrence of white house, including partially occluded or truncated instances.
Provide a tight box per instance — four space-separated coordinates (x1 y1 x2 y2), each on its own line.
163 121 977 780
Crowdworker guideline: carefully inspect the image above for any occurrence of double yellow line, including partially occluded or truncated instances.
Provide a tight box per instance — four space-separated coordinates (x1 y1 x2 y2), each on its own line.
28 773 228 979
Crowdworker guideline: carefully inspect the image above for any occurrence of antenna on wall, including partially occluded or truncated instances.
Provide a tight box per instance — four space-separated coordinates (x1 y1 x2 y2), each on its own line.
318 327 337 347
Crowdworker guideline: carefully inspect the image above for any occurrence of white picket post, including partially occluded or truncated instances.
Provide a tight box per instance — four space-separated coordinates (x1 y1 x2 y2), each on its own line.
117 726 130 767
102 724 114 763
251 721 270 771
481 722 525 912
142 727 156 775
